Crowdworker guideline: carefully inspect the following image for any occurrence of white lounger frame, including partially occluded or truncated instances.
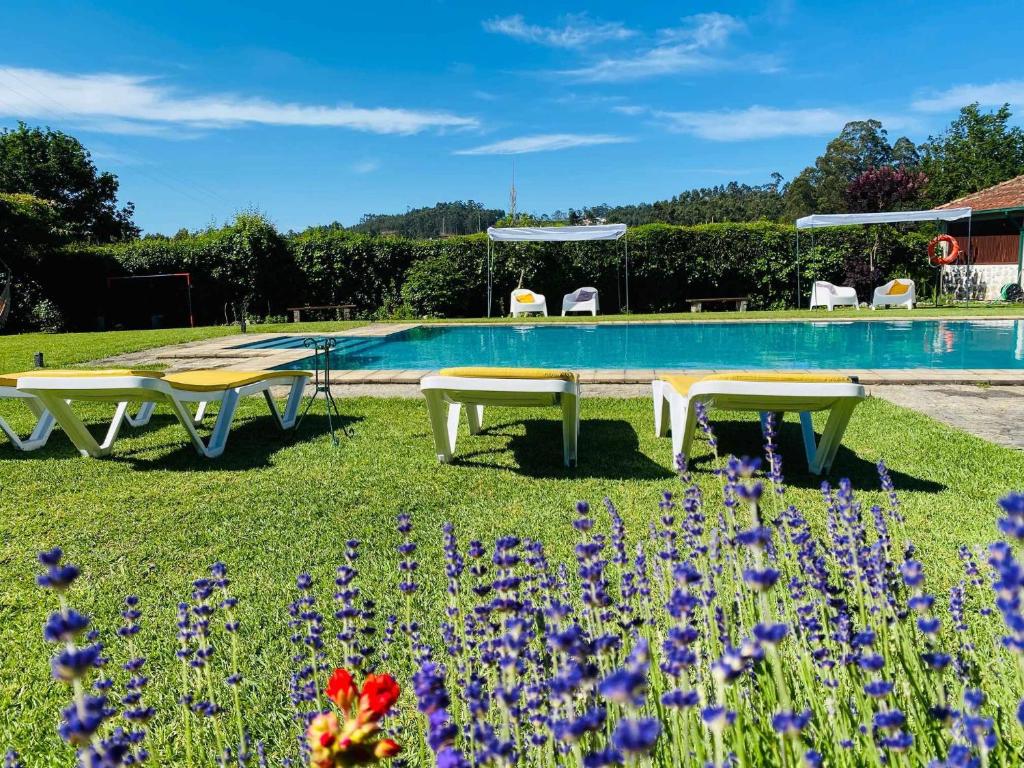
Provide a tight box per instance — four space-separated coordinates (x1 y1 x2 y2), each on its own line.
0 385 158 452
17 374 307 458
420 375 580 467
652 378 866 475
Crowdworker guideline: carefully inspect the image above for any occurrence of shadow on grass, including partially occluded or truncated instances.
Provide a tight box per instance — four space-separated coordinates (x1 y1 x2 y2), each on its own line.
449 418 675 480
112 414 363 471
0 413 362 471
688 420 945 494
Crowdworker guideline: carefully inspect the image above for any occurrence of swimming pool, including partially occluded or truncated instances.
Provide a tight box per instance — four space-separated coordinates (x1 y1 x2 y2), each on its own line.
242 320 1024 371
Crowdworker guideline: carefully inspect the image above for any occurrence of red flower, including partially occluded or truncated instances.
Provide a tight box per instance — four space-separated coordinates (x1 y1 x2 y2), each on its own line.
374 738 402 759
359 674 401 720
326 668 357 710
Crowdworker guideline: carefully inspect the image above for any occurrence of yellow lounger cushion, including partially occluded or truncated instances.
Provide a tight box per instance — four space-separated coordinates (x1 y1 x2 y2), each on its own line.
661 371 853 396
161 369 311 392
515 291 537 303
439 367 577 383
0 368 163 389
886 280 910 296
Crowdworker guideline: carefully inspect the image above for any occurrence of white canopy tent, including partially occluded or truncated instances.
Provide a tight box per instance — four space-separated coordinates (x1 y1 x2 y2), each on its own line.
793 207 973 307
485 224 628 317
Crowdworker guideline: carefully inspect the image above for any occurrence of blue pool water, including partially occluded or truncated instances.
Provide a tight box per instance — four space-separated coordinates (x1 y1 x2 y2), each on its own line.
241 320 1024 370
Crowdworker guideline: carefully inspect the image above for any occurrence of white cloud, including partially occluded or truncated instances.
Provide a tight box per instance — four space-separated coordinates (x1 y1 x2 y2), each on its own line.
352 159 380 174
911 80 1024 113
0 66 479 136
562 13 760 82
454 133 631 155
612 105 647 116
657 12 744 46
653 106 889 141
482 14 635 48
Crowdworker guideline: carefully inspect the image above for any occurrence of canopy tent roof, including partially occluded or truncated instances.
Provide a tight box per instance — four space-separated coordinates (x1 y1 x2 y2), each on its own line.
486 224 627 242
795 208 972 229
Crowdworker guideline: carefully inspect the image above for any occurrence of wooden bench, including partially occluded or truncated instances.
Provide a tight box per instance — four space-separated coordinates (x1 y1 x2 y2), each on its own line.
287 304 356 322
686 297 750 313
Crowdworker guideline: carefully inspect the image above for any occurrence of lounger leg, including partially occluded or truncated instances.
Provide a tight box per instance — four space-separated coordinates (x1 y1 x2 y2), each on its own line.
561 392 579 467
671 396 699 467
204 389 241 459
809 401 856 474
124 401 156 428
0 398 59 451
423 391 456 463
194 400 209 423
0 407 57 451
280 377 308 429
97 402 133 451
29 394 108 458
465 404 484 435
799 412 817 469
652 381 671 437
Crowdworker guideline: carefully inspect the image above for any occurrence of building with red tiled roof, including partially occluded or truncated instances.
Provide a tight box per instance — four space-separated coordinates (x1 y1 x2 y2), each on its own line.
935 174 1024 213
934 174 1024 299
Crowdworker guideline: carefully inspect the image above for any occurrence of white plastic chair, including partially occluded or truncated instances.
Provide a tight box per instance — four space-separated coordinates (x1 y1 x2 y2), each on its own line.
871 279 915 310
562 287 599 316
510 289 548 317
809 281 859 311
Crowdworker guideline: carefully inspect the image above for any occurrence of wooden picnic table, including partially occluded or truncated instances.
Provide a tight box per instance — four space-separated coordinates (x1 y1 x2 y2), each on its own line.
686 297 750 313
287 304 356 322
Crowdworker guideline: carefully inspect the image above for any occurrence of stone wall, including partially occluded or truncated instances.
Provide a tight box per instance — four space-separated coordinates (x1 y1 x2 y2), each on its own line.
943 263 1021 300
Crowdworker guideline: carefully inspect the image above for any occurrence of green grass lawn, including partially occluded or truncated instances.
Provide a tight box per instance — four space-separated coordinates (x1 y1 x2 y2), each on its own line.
1 377 1022 763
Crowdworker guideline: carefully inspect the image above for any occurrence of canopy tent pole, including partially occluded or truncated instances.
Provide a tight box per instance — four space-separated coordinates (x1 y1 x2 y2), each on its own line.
965 214 973 307
624 233 630 314
795 228 801 309
0 256 12 329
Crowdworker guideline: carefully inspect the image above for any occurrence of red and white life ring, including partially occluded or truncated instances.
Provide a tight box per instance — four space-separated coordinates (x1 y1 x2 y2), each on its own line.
928 234 960 266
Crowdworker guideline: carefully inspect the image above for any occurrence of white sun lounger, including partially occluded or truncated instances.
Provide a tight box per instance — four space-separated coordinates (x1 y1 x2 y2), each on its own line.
0 369 164 452
17 369 311 458
420 367 580 467
652 372 866 474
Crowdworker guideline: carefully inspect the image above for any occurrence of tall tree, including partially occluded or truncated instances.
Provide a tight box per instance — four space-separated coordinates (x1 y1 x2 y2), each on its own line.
920 104 1024 205
0 123 138 242
844 166 928 213
782 120 918 218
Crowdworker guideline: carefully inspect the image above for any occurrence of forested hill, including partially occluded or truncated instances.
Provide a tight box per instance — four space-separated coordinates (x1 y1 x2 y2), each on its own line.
605 177 786 226
349 200 503 238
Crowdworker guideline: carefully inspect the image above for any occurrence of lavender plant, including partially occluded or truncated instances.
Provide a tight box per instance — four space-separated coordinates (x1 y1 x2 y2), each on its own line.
28 416 1024 767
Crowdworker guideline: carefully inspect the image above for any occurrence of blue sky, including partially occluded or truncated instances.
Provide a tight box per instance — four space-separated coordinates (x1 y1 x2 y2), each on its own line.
1 0 1022 234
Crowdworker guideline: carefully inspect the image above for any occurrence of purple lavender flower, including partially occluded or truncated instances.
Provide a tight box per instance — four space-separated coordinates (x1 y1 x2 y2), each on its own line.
610 717 660 755
772 709 811 737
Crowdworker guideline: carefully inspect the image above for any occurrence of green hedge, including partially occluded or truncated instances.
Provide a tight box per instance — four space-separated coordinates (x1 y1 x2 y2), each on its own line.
400 223 933 317
6 216 934 330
